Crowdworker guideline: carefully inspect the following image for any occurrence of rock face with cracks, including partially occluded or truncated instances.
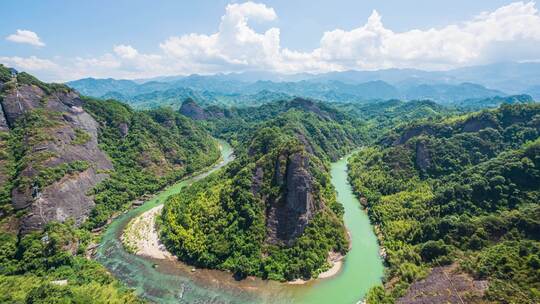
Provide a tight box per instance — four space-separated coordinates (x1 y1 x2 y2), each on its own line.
0 70 112 234
265 151 319 246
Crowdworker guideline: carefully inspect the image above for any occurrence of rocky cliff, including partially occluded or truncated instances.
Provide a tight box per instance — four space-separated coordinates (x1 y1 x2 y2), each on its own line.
179 98 208 120
264 151 319 246
0 67 112 233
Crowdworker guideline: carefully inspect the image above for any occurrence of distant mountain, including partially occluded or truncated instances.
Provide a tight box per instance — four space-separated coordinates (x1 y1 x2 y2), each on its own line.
67 77 139 97
526 85 540 100
403 82 505 103
447 62 540 94
67 62 540 108
69 62 540 100
309 62 540 95
455 94 534 111
241 79 401 101
310 68 450 85
68 75 510 108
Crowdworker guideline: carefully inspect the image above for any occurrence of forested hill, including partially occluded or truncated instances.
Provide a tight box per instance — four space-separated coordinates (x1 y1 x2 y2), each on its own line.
348 103 540 303
336 99 456 142
0 65 219 302
180 97 366 160
162 98 365 281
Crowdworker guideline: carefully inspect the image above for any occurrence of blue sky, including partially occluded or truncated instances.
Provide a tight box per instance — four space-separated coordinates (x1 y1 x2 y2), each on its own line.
1 1 539 81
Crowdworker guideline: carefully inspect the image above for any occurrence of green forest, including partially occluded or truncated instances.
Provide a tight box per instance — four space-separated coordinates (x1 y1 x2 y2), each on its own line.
0 65 221 302
82 98 220 228
161 100 362 281
349 103 540 303
1 64 539 303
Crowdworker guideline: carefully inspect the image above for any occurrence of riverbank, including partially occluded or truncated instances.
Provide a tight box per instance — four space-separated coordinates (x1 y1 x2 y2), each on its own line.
288 252 344 285
121 205 173 260
122 202 345 282
96 147 383 304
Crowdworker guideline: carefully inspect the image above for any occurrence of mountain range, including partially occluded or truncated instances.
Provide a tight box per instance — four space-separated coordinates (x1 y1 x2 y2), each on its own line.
67 62 540 109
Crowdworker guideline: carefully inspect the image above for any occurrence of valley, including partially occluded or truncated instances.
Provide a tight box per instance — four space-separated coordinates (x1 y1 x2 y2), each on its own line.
0 62 538 304
3 2 540 303
97 144 383 304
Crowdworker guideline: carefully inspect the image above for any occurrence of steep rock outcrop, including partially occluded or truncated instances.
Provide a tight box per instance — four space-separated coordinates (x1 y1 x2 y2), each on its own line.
460 114 498 133
286 97 332 120
118 122 129 137
179 98 207 120
0 103 8 131
393 125 437 145
415 140 431 172
0 72 113 233
265 151 319 246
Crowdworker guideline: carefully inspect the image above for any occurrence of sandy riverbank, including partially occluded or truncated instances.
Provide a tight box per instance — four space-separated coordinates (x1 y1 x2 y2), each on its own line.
121 205 174 260
288 251 344 284
123 205 344 283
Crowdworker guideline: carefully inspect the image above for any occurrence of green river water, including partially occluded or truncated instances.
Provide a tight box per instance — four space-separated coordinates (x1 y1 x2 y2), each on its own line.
96 142 383 303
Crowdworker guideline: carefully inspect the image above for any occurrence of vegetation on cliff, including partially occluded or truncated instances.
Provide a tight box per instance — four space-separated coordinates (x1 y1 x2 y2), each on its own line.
162 100 361 281
0 65 220 302
82 98 220 228
348 103 540 303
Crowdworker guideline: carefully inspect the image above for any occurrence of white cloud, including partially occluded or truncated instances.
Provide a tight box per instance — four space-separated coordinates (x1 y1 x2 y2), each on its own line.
0 56 56 70
159 1 540 74
113 45 139 59
160 2 281 72
6 30 45 47
314 1 540 70
3 1 540 81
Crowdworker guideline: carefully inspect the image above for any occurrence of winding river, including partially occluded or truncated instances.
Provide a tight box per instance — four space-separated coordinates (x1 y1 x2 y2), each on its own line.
96 142 383 303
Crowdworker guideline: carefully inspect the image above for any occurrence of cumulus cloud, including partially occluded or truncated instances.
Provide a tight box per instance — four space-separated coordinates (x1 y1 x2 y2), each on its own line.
114 45 139 59
160 2 281 72
0 56 56 70
2 1 540 81
6 30 45 47
315 1 540 70
159 1 540 73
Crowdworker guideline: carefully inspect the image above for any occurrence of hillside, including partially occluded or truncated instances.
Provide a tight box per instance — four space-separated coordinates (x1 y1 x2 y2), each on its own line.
162 99 364 281
348 103 540 303
336 99 455 142
180 97 367 159
81 98 220 228
0 65 220 301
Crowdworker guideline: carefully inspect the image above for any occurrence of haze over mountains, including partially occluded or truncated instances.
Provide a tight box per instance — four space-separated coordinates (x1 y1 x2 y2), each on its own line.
67 62 540 108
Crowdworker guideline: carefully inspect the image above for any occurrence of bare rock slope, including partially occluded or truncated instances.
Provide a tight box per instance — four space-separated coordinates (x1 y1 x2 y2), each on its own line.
0 69 112 233
265 151 319 245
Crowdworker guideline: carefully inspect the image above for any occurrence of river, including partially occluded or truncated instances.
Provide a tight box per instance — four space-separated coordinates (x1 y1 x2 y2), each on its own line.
96 143 383 303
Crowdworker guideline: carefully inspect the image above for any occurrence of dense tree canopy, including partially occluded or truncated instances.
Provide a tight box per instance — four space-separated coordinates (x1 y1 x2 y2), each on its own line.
162 102 358 281
83 98 220 228
349 103 540 302
0 66 221 303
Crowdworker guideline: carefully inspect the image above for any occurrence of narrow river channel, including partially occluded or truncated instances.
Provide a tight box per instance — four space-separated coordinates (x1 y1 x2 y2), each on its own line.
96 143 383 304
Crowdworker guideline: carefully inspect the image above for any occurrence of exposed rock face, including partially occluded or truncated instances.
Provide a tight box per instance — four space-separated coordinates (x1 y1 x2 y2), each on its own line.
179 98 207 120
397 264 488 304
461 115 498 133
205 105 227 119
295 132 315 155
393 125 437 145
251 166 264 196
265 151 319 246
415 140 431 172
118 122 129 137
0 75 113 234
0 103 8 131
287 97 333 120
391 124 454 146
